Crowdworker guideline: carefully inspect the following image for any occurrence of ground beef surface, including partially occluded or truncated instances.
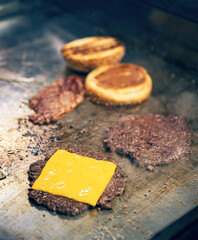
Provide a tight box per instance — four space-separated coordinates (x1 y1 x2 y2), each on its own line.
104 114 192 170
29 76 85 124
28 148 127 216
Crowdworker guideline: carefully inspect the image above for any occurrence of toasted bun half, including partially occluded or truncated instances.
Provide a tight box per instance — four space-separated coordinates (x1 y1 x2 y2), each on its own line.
85 63 152 105
61 36 125 72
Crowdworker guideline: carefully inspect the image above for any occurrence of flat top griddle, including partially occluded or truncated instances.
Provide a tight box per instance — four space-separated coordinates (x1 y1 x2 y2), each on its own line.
0 1 198 239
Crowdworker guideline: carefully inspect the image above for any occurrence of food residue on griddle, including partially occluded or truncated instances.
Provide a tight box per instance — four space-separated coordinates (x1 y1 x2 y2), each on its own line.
104 114 192 170
29 75 85 124
0 170 6 180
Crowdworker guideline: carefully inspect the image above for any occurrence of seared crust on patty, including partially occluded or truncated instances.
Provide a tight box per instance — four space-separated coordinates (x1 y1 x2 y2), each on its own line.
104 114 192 170
29 76 85 124
28 148 127 216
61 36 125 72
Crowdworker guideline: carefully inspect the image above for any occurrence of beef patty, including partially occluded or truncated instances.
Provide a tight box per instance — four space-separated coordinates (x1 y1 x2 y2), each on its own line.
104 114 192 170
29 76 85 124
28 148 127 216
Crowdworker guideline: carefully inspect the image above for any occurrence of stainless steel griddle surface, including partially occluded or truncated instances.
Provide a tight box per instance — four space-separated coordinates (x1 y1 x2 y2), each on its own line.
0 1 198 240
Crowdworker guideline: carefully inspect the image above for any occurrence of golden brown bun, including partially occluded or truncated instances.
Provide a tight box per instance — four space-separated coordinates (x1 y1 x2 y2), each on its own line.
85 63 152 105
61 36 125 72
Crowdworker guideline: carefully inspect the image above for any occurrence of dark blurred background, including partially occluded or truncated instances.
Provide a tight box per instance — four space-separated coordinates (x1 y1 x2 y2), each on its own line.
0 0 198 71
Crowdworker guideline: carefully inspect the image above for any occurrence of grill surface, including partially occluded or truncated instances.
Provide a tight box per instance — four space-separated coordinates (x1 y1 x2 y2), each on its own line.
0 1 198 239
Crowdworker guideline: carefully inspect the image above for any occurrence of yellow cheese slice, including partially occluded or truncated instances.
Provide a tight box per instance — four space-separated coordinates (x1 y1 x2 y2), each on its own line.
32 150 116 206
